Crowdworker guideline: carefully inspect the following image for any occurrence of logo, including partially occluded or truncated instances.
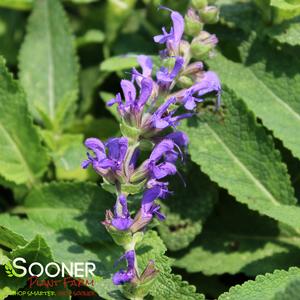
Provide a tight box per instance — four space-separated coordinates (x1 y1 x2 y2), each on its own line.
3 257 97 278
4 260 23 278
1 257 102 297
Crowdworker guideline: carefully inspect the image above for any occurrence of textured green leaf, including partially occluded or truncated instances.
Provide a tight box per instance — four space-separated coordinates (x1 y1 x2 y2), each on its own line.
174 196 300 276
267 17 300 46
0 57 49 185
181 89 300 229
134 231 205 300
100 56 138 72
209 44 300 159
216 0 259 32
274 278 300 300
24 182 114 243
10 234 53 265
219 267 300 300
158 163 217 251
19 0 79 129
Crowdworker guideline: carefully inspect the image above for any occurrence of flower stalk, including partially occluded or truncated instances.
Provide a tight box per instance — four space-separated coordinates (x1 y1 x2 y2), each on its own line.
82 3 221 299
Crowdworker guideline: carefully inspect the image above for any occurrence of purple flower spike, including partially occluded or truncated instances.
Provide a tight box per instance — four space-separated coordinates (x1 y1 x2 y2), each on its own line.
183 71 221 110
154 8 184 54
156 56 184 89
113 250 136 285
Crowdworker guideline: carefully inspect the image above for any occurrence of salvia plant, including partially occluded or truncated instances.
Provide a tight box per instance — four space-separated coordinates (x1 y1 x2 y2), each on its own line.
1 0 300 299
81 4 220 298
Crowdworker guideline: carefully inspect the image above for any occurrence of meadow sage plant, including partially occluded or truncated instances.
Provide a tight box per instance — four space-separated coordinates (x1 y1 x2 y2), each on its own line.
82 3 220 299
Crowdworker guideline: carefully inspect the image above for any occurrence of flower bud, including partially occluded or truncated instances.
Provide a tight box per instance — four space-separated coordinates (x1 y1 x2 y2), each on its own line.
191 0 207 10
199 6 219 24
184 8 203 36
190 31 218 60
179 40 191 60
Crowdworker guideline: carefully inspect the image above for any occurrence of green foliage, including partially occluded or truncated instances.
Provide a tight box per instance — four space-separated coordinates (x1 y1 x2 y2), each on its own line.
24 182 114 243
0 0 300 299
209 47 300 160
158 164 217 251
0 57 49 185
174 197 300 276
182 89 300 228
218 267 300 300
19 0 79 130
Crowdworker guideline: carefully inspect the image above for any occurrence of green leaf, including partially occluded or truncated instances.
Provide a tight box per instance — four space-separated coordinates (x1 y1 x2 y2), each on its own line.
158 163 217 251
181 89 300 229
19 0 79 129
68 115 119 141
267 17 300 46
100 55 138 72
0 211 202 300
40 130 88 180
137 231 204 300
274 278 300 300
10 234 53 265
0 57 49 185
0 225 27 250
209 44 300 160
24 182 114 243
76 29 105 47
218 267 300 300
174 196 300 276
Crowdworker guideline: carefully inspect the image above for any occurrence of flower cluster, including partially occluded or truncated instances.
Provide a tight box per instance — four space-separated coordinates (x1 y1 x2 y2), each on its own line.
82 4 221 299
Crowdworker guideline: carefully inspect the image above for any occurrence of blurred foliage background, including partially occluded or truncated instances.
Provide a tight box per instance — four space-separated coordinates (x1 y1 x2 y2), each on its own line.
1 0 300 299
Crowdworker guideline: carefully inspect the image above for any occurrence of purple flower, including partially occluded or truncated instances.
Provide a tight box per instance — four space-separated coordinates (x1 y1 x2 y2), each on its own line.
82 137 128 179
113 250 136 285
133 55 153 80
149 97 193 130
164 131 189 148
182 71 221 110
156 56 184 89
108 78 153 118
147 139 179 179
141 186 165 221
110 194 133 231
154 8 184 55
